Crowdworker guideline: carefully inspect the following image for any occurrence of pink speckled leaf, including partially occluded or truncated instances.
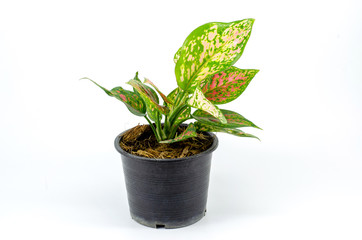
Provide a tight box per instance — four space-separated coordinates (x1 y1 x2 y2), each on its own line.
127 79 169 120
144 78 172 104
159 123 197 143
81 77 146 116
132 73 159 103
195 122 259 140
175 19 255 91
200 67 259 104
193 109 261 129
187 87 226 124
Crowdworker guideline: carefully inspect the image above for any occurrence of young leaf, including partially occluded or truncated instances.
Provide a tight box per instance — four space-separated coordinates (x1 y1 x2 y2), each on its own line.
187 87 227 124
167 87 179 104
144 78 172 104
192 109 261 129
166 87 183 113
200 67 259 104
133 71 142 81
175 18 255 91
81 77 146 116
132 73 159 103
127 79 169 117
195 122 260 140
159 123 197 143
175 107 191 125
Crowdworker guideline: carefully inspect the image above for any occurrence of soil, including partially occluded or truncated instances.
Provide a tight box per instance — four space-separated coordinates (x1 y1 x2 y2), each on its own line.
119 124 214 159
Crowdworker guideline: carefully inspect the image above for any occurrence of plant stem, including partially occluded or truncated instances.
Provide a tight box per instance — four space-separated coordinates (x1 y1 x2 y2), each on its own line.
167 124 180 139
144 116 160 142
168 104 188 126
174 88 186 106
164 115 170 136
154 112 167 140
162 88 190 139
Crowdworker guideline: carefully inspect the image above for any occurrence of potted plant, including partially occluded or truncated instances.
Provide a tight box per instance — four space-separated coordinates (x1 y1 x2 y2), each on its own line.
82 18 261 228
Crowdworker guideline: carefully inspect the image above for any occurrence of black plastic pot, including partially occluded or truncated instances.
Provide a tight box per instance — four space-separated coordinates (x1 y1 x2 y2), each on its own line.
114 128 218 229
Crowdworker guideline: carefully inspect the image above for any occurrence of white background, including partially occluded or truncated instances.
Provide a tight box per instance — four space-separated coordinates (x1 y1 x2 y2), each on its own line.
1 0 361 239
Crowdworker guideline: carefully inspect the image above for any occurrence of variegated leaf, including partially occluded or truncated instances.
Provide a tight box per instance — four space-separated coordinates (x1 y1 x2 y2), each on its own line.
175 18 254 91
166 87 180 113
159 123 197 143
187 87 226 124
127 79 169 119
110 87 147 116
167 87 179 104
195 122 259 140
81 77 146 116
175 107 191 124
174 46 182 64
192 109 261 129
200 67 259 104
144 78 172 104
132 73 159 103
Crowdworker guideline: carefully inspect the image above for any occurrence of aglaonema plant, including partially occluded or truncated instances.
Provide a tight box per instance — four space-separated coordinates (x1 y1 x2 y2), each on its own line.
82 18 261 143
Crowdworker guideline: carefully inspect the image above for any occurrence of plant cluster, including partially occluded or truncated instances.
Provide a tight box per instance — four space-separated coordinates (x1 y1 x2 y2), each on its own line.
83 18 261 143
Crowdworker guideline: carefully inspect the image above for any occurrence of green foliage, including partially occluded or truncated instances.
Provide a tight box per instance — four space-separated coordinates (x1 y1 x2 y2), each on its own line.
175 19 254 92
83 18 261 143
199 67 259 104
193 109 261 129
160 123 197 143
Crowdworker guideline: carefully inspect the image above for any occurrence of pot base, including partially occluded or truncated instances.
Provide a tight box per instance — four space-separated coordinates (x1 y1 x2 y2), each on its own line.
131 210 206 229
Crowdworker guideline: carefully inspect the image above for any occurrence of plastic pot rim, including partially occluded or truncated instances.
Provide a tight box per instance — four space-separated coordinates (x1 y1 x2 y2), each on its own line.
114 125 218 162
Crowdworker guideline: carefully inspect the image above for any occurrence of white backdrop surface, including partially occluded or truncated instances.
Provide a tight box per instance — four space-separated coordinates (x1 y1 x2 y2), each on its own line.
1 0 361 239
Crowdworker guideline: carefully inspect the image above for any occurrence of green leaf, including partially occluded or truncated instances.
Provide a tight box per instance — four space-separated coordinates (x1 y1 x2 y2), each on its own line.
127 79 169 119
174 46 182 64
200 67 259 104
195 122 259 140
144 78 172 104
160 123 197 143
166 87 181 113
192 109 261 129
167 87 179 104
175 106 191 125
81 77 146 116
187 87 226 124
175 18 255 91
